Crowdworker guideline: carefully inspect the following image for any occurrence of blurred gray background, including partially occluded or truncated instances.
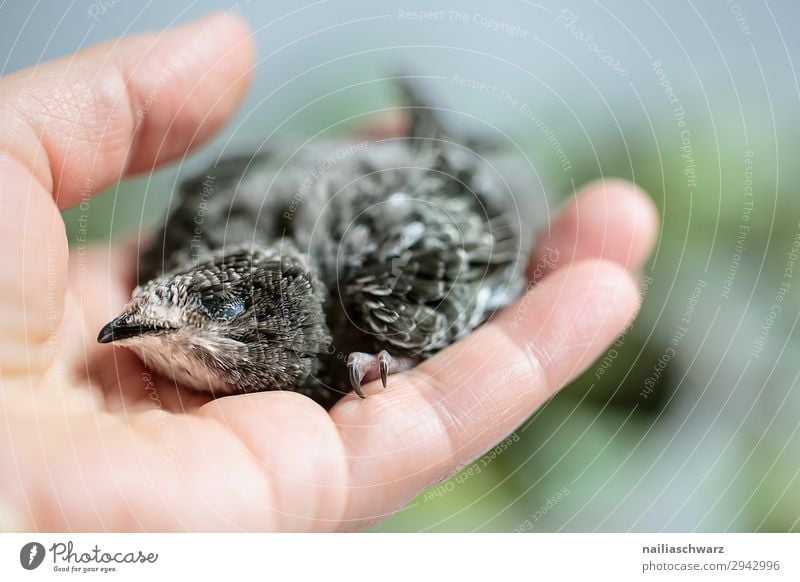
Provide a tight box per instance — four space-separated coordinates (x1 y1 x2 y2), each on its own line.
3 0 799 531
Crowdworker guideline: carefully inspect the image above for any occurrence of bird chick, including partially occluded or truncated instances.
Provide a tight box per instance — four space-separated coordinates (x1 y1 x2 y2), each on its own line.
99 77 532 408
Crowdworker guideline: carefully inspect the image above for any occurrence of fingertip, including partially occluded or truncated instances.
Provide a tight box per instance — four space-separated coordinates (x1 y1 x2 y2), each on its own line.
2 11 259 208
186 11 256 79
122 11 256 174
574 178 660 268
173 11 255 63
531 178 660 279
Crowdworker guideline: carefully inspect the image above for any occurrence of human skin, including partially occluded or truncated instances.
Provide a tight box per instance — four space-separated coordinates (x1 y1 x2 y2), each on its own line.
0 13 658 531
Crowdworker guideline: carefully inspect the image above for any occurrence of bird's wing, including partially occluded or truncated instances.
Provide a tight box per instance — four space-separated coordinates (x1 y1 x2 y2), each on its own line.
340 189 523 356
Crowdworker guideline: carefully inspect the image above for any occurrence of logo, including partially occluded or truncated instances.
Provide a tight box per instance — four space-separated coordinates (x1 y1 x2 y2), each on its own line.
20 542 46 570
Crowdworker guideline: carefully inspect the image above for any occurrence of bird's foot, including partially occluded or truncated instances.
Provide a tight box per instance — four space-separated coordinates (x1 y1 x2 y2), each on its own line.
346 350 417 398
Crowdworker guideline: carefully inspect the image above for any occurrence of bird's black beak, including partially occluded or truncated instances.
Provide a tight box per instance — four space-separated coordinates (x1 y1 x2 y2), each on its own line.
97 315 162 344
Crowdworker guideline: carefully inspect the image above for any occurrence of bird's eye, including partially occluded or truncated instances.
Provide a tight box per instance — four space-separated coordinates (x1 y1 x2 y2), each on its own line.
198 295 247 322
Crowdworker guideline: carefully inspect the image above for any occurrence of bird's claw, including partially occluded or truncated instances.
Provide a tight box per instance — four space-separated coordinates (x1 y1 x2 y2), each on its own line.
347 353 368 398
346 350 416 398
378 350 390 387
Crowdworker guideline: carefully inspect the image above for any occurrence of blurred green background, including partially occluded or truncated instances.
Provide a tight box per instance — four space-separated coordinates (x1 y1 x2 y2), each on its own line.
4 0 799 531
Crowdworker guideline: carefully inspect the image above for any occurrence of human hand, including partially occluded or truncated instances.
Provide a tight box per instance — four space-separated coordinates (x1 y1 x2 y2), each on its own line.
0 14 658 531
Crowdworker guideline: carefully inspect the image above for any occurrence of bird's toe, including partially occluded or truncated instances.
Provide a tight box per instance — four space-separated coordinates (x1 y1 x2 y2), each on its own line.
345 350 419 398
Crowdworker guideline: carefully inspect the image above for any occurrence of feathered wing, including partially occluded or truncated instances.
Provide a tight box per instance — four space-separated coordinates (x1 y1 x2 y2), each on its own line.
311 79 527 359
336 148 525 357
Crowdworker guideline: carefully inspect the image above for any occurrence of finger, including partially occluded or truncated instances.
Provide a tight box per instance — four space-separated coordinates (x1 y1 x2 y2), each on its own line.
331 259 640 527
0 12 254 209
1 394 279 531
530 179 659 281
198 391 349 531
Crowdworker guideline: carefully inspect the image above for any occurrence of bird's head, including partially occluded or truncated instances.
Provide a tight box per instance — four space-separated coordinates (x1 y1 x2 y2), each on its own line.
98 246 330 394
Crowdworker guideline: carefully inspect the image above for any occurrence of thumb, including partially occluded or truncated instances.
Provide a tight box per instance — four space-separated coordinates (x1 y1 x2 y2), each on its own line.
0 13 253 381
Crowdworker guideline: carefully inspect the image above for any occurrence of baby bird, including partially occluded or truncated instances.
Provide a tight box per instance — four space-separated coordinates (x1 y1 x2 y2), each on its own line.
98 78 528 408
